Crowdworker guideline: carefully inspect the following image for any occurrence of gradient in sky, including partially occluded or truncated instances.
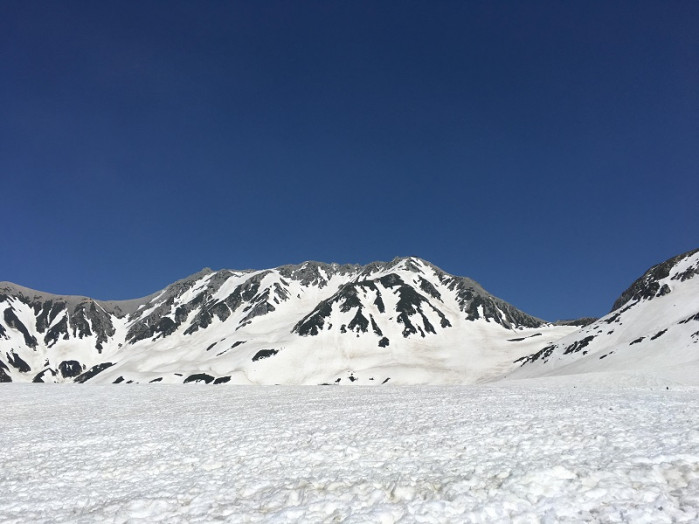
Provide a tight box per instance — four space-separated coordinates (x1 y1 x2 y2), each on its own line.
1 1 697 321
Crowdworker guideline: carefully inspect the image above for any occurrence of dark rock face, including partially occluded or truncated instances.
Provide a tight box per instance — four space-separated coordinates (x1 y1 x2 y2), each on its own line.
7 351 31 373
34 300 66 333
294 272 455 340
611 248 699 311
72 302 116 349
562 336 596 355
23 293 116 350
0 286 120 354
278 261 358 289
3 308 38 348
74 363 115 383
672 263 699 282
252 349 279 361
32 368 57 383
347 309 369 333
679 312 699 324
59 360 83 378
440 274 543 329
393 281 449 337
44 316 69 347
127 270 219 342
294 301 332 336
515 345 556 365
241 299 276 323
182 272 281 336
418 277 442 301
184 373 214 384
370 316 383 336
0 360 11 382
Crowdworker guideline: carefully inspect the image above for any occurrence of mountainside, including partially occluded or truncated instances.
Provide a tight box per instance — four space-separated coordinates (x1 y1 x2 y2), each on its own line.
509 248 699 384
0 257 577 384
4 250 697 386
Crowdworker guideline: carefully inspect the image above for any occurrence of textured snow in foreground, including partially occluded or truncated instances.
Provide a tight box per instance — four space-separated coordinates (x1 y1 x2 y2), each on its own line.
2 384 698 523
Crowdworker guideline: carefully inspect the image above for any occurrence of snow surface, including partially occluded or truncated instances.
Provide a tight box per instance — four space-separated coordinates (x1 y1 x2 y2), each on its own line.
2 383 698 523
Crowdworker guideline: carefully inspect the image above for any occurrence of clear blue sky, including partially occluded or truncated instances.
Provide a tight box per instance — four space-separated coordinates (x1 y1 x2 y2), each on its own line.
2 1 697 321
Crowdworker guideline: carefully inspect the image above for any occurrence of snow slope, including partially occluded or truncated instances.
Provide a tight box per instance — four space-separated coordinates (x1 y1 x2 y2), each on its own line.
510 248 699 385
0 257 578 385
1 383 697 522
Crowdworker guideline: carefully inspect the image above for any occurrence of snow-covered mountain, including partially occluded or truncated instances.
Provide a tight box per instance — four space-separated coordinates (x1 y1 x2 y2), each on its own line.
2 250 697 385
0 257 577 384
510 248 699 384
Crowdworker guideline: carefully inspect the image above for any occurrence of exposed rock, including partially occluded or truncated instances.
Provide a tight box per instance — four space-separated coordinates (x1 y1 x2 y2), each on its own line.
75 363 115 383
0 360 11 382
3 307 37 348
59 360 83 378
252 349 279 362
611 248 699 311
184 373 214 384
7 352 31 373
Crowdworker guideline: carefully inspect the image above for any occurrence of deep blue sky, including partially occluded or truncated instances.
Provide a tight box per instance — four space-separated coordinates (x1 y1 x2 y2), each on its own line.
2 1 697 320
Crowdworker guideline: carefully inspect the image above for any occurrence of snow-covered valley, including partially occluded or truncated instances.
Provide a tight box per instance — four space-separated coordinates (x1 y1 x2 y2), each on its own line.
1 382 698 523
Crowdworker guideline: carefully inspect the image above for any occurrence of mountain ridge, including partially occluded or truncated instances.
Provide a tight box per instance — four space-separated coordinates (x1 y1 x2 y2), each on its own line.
0 256 574 384
1 251 697 385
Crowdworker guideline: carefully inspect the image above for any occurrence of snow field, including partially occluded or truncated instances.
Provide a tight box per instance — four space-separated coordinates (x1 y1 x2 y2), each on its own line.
1 383 698 522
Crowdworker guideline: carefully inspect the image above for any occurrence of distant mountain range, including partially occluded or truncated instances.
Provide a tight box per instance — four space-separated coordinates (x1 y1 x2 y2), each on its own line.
1 249 697 385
